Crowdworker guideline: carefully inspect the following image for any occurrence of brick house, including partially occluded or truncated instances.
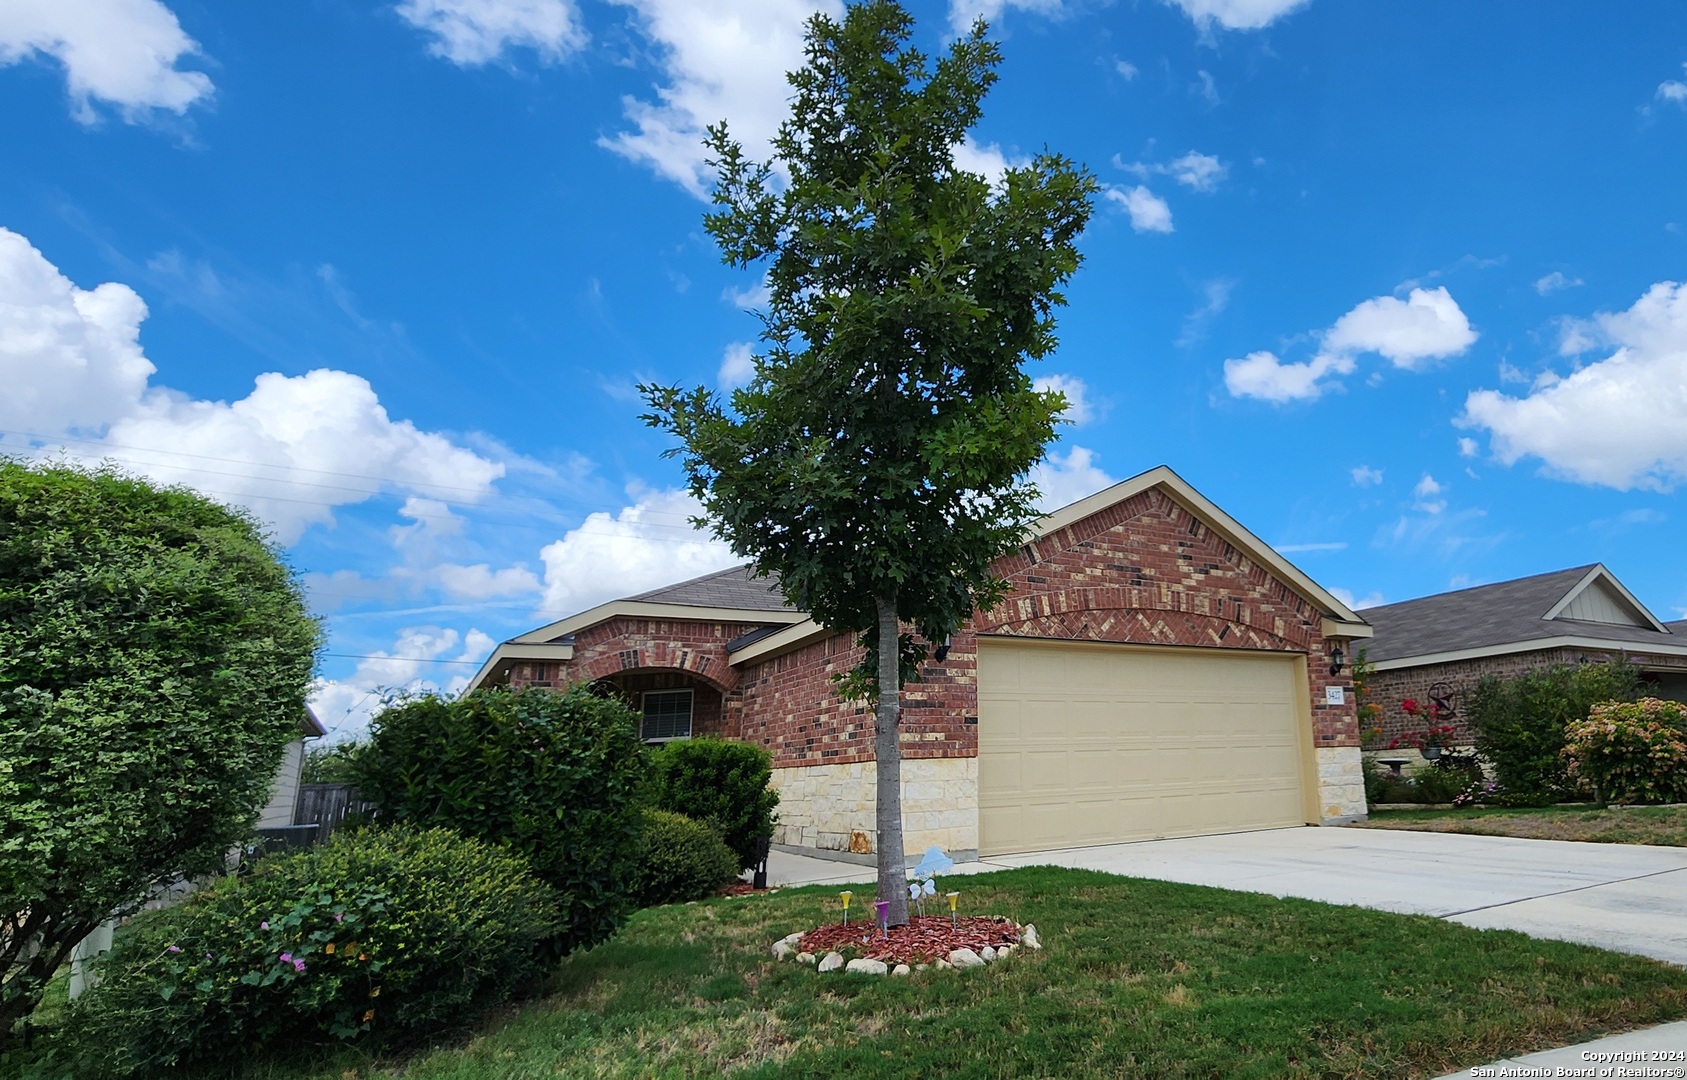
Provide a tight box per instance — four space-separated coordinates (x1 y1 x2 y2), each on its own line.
1361 564 1687 749
470 466 1374 861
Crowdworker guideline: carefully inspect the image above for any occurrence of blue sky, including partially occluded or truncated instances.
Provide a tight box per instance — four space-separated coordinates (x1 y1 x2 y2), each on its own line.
4 0 1686 739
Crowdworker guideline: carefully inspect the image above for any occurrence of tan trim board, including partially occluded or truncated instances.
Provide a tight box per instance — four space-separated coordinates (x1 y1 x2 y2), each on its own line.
513 600 805 645
1541 564 1669 633
728 617 830 666
467 641 578 691
1030 465 1367 627
1321 617 1373 639
1369 635 1687 672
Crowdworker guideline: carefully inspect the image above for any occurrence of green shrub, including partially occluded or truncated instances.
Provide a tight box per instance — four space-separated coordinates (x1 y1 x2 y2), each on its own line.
352 686 646 956
0 461 321 1037
634 809 741 906
1564 698 1687 805
1466 662 1640 806
68 827 557 1077
648 738 779 870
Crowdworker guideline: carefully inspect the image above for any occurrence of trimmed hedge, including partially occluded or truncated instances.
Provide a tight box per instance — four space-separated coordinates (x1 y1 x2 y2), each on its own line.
1466 662 1640 805
648 738 779 870
1564 698 1687 805
67 827 558 1077
353 686 646 956
634 809 741 906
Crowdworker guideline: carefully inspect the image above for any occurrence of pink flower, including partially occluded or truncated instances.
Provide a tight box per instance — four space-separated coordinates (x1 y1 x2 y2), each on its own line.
334 913 344 923
279 952 293 964
260 921 269 930
166 945 181 953
292 958 307 973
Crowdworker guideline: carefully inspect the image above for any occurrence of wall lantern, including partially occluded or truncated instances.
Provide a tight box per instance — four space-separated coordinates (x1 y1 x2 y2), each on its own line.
933 636 951 663
1328 643 1346 677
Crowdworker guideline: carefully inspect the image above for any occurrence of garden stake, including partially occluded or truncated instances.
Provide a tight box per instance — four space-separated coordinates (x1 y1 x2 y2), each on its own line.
839 890 852 926
947 891 960 929
874 899 889 939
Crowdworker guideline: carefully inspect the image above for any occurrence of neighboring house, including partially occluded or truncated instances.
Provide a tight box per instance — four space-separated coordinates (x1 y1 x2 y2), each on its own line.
1361 565 1687 748
256 707 328 829
471 465 1373 861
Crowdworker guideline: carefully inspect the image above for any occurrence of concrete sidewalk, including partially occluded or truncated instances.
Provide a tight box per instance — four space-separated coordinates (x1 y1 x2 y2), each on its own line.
1431 1020 1687 1079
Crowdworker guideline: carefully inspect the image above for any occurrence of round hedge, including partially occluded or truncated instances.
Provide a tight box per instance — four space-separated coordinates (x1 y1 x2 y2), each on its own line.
68 826 559 1077
635 809 741 907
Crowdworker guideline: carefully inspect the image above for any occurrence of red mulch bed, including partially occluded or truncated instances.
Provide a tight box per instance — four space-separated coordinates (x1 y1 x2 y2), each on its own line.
798 915 1020 965
717 882 767 897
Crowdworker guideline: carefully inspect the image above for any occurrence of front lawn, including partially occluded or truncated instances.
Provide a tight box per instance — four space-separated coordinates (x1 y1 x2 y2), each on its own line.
1354 804 1687 848
41 865 1680 1080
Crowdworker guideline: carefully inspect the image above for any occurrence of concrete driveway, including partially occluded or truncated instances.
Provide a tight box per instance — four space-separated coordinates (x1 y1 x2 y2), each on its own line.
769 826 1687 966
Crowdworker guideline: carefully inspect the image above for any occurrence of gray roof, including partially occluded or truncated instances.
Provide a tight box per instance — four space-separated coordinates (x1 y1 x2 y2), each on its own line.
629 564 792 612
1362 564 1680 664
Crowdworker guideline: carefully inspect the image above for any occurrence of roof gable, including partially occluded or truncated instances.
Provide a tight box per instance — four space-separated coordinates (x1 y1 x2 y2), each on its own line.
1543 565 1668 632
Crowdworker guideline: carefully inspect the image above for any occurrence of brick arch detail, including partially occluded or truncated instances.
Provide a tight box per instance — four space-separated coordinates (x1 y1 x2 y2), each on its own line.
574 644 737 694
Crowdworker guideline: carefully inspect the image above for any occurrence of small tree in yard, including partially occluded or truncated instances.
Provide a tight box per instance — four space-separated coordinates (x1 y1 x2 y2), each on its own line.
0 461 320 1039
642 0 1096 924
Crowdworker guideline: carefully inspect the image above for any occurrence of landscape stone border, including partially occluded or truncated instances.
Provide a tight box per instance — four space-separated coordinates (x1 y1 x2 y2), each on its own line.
770 922 1042 975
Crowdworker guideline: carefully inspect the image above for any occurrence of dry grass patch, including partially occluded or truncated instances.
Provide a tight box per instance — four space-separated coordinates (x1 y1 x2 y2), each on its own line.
1355 804 1687 846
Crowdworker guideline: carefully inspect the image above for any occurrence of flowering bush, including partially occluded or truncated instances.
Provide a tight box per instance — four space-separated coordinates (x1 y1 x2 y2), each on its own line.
1563 698 1687 805
67 827 558 1077
1388 724 1458 752
1452 777 1503 808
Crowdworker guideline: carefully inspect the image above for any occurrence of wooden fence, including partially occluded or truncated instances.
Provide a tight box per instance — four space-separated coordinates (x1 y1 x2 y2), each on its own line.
292 783 376 844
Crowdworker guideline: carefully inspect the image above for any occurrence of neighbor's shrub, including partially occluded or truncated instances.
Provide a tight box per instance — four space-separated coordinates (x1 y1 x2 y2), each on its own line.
301 738 365 785
648 738 779 870
634 809 740 907
353 685 646 955
0 461 320 1038
1563 698 1687 805
68 827 557 1078
1466 662 1641 806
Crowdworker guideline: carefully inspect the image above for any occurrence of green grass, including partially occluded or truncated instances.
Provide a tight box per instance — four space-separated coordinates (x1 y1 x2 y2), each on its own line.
1355 804 1687 847
10 867 1686 1080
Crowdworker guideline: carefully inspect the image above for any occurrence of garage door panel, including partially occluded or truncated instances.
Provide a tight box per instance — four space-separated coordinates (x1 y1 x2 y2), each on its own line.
977 639 1308 856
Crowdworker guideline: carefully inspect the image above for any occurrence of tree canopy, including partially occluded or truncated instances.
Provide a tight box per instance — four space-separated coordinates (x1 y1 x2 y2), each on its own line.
0 460 321 1038
643 0 1096 921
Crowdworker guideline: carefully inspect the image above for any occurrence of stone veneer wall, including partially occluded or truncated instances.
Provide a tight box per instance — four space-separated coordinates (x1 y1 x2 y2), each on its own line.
770 757 978 858
1315 746 1366 822
1364 646 1687 747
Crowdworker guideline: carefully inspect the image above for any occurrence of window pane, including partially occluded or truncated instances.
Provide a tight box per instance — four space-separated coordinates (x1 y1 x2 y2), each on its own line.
641 690 692 741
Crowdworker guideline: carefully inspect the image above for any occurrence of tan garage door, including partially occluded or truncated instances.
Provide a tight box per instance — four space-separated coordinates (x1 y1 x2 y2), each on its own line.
977 638 1310 856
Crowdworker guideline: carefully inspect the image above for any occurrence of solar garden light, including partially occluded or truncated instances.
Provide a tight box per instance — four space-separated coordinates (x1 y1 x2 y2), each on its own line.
874 899 890 938
839 890 852 925
946 891 960 929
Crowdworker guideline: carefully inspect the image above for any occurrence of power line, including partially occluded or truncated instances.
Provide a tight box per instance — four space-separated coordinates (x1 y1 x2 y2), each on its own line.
322 652 485 665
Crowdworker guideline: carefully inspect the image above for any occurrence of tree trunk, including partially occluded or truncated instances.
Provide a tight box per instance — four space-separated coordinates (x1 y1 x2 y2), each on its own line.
874 593 910 926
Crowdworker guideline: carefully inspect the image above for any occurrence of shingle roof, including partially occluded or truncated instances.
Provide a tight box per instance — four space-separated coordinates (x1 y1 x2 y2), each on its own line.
628 564 792 612
1361 564 1680 664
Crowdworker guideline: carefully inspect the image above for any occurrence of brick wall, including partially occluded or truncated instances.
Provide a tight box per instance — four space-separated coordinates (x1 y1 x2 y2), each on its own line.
1365 646 1687 747
507 615 766 695
732 486 1360 769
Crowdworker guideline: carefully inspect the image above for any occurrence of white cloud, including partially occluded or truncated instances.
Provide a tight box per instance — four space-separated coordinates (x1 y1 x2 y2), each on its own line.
1275 541 1346 554
1461 280 1687 491
1033 373 1093 425
310 626 481 740
1166 0 1312 31
1177 278 1233 347
1350 465 1383 487
718 341 755 387
1191 69 1219 105
1124 151 1227 194
1534 271 1582 295
722 280 770 310
1106 185 1174 233
1658 64 1687 106
0 0 213 122
600 0 842 196
1223 349 1353 403
1115 59 1138 80
538 487 737 616
1323 286 1478 371
1331 586 1385 610
430 562 543 600
1029 445 1115 512
1413 474 1445 515
951 136 1029 189
396 0 586 65
947 0 1063 35
0 226 505 545
1457 436 1479 458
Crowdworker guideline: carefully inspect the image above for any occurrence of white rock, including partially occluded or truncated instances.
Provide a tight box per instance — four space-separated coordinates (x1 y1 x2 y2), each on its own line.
845 958 889 976
914 964 929 972
1021 924 1042 950
818 951 845 973
934 959 951 970
997 944 1014 959
772 941 794 961
948 948 984 968
780 932 804 947
981 946 997 962
797 952 816 966
891 964 911 977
